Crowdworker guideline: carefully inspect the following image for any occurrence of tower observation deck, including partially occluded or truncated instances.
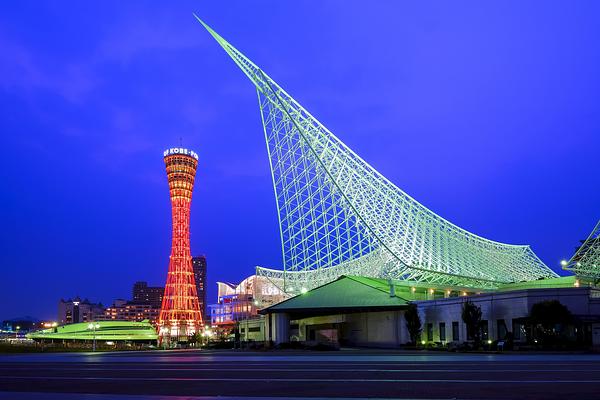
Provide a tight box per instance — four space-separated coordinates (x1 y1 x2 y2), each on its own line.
195 16 558 294
159 147 203 340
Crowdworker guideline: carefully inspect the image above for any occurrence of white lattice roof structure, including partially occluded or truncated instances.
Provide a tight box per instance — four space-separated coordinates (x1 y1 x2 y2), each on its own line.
563 220 600 280
195 16 558 294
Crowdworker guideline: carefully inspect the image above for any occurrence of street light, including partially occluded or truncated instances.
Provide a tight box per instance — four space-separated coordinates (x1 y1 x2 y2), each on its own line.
159 327 169 350
87 323 100 352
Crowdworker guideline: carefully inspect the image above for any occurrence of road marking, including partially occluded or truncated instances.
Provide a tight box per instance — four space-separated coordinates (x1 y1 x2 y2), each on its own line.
2 367 600 373
0 392 449 400
2 361 598 366
1 376 600 384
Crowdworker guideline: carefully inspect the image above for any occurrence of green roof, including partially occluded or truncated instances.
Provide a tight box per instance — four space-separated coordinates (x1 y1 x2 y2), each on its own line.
263 276 409 313
496 275 580 291
26 320 158 342
262 275 589 315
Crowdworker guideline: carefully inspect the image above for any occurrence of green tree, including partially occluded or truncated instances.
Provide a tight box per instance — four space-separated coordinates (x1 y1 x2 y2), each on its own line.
529 300 572 346
462 300 482 345
404 303 422 345
189 331 203 347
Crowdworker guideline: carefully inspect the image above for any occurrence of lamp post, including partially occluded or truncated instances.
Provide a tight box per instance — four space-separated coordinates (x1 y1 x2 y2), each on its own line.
203 328 213 347
87 323 100 352
160 327 169 350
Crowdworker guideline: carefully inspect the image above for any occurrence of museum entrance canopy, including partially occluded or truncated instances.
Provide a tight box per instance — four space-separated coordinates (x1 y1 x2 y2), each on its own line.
261 276 410 316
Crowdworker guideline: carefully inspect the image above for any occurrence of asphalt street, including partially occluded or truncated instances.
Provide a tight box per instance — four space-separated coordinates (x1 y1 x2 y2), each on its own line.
1 349 600 399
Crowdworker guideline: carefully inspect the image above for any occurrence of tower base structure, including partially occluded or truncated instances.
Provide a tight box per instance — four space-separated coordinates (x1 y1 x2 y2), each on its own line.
158 320 202 345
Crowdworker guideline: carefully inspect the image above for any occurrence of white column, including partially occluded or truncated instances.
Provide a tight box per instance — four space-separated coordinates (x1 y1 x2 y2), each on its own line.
274 313 290 344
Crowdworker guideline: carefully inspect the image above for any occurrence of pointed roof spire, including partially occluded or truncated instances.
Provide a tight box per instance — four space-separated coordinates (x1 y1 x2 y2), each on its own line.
192 14 265 91
193 15 557 289
193 14 229 48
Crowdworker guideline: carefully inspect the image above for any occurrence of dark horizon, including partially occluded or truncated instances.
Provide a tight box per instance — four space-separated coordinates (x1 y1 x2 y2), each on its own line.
1 1 599 321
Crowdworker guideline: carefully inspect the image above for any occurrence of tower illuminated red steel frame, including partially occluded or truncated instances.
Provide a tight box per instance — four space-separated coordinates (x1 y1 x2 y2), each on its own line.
159 148 203 339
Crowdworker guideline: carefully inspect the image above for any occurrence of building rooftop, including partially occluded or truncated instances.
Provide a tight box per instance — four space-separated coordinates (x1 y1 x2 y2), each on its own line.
262 276 410 314
496 275 580 291
27 320 158 341
261 274 588 315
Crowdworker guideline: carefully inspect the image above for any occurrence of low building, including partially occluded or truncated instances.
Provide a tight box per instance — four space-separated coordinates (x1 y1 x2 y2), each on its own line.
1 318 39 333
209 292 255 326
418 283 600 345
27 320 158 343
262 275 413 347
209 275 287 326
259 275 600 349
58 297 104 325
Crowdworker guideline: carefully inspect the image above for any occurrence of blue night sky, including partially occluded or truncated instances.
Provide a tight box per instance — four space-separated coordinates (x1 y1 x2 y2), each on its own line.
1 1 599 320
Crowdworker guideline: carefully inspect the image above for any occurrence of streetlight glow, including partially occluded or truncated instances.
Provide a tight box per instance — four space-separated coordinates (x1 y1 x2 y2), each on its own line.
87 323 100 352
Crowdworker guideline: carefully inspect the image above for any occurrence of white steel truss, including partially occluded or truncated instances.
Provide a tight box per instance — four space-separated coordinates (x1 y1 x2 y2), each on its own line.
196 16 558 292
563 220 600 280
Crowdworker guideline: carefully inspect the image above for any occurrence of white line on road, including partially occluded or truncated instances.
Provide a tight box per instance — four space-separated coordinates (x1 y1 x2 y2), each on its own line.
0 392 449 400
3 362 597 366
2 367 600 373
1 376 600 384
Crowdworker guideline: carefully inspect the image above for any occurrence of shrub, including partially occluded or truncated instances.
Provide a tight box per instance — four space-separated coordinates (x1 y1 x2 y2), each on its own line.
404 303 422 345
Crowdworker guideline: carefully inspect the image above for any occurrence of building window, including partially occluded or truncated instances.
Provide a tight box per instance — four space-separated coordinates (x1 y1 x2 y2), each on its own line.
480 320 489 341
439 322 446 342
426 323 433 342
513 318 526 341
452 321 459 341
497 319 507 340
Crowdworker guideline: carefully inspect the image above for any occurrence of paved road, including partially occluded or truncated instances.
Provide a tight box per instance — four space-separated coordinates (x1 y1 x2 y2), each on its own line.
1 349 600 399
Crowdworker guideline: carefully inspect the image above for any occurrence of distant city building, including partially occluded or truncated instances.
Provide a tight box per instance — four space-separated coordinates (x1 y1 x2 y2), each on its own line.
1 318 39 333
192 255 208 324
210 291 254 327
102 299 160 325
132 281 164 308
209 275 286 327
58 297 104 325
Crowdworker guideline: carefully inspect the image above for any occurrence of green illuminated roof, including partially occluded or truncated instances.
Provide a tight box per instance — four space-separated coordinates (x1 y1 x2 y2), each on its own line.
496 275 580 291
26 320 158 342
263 276 409 313
263 274 585 314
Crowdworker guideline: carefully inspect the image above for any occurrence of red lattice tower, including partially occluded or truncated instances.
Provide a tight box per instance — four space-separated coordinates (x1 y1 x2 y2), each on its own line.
159 148 203 340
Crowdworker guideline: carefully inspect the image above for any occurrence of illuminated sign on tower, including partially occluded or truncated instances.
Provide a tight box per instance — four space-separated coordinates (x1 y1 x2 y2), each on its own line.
159 147 203 340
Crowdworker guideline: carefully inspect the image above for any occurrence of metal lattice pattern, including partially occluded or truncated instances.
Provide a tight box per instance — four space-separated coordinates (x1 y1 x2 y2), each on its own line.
159 152 203 337
196 17 558 291
564 220 600 279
